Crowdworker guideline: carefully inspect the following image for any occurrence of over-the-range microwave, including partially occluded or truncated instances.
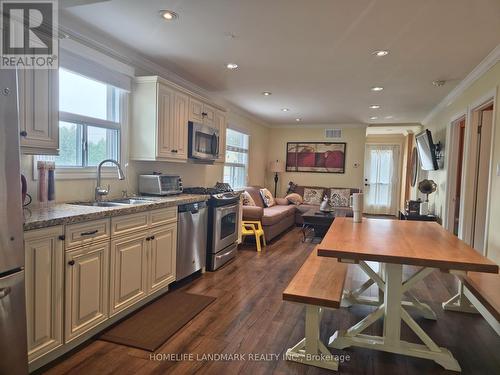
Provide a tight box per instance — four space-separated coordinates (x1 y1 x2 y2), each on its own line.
138 174 183 196
188 121 219 162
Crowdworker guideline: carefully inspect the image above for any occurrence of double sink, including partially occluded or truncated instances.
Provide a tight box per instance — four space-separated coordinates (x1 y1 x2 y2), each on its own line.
70 198 156 208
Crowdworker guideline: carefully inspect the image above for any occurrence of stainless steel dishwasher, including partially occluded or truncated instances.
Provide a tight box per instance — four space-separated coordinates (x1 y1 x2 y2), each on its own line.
176 201 208 280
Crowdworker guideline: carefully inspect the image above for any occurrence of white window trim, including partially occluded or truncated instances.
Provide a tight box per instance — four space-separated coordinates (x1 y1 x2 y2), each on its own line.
224 127 250 188
33 92 129 180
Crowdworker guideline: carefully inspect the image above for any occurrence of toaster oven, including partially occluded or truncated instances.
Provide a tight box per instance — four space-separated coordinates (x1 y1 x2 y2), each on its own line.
138 174 183 196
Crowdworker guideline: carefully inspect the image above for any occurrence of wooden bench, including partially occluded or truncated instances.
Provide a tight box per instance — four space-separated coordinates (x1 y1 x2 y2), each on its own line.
463 272 500 335
283 247 348 371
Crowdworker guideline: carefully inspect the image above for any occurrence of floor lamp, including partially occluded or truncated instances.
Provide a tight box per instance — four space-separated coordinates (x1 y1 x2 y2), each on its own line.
269 160 285 197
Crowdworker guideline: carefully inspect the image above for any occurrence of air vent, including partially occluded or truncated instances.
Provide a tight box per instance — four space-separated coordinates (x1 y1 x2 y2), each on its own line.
325 128 342 139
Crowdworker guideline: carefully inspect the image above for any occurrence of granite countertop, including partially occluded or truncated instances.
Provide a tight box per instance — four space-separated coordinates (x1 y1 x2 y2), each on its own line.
23 194 209 231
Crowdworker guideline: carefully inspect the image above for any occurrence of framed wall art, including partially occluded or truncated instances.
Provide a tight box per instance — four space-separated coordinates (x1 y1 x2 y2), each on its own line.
286 142 346 173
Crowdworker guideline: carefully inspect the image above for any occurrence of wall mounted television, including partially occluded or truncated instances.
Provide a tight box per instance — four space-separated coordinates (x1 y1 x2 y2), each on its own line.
415 129 439 171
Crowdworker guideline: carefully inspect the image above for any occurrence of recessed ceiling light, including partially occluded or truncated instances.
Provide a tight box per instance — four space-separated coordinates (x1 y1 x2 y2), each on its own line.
432 80 446 87
262 91 272 96
295 118 301 122
160 10 178 21
372 50 389 57
226 63 239 70
370 116 378 120
369 105 381 109
371 86 384 92
281 108 289 112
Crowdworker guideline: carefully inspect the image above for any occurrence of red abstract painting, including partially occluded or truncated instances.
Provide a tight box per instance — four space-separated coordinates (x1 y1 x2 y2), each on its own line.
286 142 346 173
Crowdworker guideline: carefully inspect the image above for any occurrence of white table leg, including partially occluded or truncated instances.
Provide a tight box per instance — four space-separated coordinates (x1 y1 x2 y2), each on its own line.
330 263 462 372
442 281 479 313
286 305 339 371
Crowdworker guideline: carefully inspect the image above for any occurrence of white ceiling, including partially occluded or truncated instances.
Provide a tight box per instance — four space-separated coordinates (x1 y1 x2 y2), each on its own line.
64 0 500 125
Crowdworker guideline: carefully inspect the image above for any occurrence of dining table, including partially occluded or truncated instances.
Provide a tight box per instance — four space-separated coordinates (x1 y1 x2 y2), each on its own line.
317 217 499 372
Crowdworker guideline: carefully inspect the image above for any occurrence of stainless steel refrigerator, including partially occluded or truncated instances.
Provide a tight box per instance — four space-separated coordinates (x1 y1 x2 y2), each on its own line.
0 69 29 374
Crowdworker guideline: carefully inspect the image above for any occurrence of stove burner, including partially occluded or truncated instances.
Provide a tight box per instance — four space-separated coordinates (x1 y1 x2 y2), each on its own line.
183 184 240 206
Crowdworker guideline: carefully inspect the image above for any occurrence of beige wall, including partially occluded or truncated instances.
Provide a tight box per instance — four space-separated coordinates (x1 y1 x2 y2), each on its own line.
21 108 270 204
266 125 367 196
424 61 500 264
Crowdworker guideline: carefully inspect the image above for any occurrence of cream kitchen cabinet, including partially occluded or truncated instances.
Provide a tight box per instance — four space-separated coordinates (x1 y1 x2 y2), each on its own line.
148 223 177 293
18 68 59 155
109 208 177 315
188 97 216 127
131 76 188 161
24 226 64 363
64 242 109 342
109 231 149 316
215 110 227 163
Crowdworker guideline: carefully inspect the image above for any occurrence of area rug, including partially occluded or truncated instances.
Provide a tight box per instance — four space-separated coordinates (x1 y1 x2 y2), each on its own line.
99 291 216 351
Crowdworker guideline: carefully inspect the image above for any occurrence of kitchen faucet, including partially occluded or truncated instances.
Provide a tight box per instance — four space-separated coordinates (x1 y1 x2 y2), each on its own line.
95 159 125 201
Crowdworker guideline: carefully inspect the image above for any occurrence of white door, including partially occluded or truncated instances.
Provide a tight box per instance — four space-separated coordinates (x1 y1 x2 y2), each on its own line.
364 144 400 215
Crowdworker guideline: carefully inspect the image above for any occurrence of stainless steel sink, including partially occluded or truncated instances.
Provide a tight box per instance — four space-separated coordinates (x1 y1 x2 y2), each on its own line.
69 198 155 207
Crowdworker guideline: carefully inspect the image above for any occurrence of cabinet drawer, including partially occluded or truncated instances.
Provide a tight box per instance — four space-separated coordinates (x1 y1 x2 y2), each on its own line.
65 219 110 249
150 207 177 227
111 212 149 236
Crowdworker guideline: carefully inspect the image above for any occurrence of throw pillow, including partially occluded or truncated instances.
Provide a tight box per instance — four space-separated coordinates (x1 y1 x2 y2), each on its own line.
285 193 303 205
259 188 276 207
242 191 256 206
329 188 351 207
303 188 324 205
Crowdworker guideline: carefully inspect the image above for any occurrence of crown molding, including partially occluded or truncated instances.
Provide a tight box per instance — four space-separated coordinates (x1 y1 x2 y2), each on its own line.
269 123 368 129
422 43 500 125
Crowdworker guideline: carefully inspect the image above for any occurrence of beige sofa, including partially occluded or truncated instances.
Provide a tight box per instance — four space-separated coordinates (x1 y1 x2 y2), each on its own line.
241 186 296 241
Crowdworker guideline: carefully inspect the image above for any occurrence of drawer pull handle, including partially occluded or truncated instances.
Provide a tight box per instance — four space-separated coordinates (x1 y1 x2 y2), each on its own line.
58 235 65 241
20 130 27 137
80 230 98 236
150 235 155 240
68 260 75 266
146 236 151 241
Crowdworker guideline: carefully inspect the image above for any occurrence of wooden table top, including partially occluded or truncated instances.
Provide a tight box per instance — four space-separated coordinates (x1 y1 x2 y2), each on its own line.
317 217 499 273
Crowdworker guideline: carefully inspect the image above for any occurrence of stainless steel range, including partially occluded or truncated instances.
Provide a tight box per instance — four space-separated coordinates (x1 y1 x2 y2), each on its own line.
183 184 240 271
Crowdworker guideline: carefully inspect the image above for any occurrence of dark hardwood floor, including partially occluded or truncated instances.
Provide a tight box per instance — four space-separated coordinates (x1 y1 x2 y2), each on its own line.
42 228 500 375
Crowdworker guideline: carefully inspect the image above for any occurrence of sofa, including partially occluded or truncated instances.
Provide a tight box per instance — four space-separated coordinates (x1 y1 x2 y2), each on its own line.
241 186 296 241
241 185 361 241
289 185 361 224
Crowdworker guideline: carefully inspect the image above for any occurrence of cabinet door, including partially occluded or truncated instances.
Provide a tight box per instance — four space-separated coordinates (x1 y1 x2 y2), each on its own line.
156 83 175 158
24 226 64 362
215 111 226 163
202 104 216 127
109 233 148 316
19 68 59 155
189 97 204 123
172 92 189 159
148 224 177 293
65 243 109 342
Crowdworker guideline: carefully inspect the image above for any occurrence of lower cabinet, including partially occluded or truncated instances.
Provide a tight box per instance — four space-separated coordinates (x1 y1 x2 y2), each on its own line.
24 226 64 362
109 232 149 316
64 242 109 342
149 223 177 293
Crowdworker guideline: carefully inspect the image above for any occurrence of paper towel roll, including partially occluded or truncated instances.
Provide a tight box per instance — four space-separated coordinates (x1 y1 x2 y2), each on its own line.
350 193 364 223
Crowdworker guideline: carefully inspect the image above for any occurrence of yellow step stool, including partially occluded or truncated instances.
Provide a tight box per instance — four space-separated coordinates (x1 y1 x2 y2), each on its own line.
241 220 266 252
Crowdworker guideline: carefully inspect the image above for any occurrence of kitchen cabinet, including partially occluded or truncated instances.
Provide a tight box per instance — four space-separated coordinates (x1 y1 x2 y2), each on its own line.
131 77 188 161
189 97 216 127
24 226 64 362
215 110 227 163
109 232 149 316
18 68 59 155
148 223 177 293
64 242 109 342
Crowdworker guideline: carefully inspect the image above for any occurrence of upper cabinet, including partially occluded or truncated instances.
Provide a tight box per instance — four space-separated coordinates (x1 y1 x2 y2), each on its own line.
131 76 226 162
18 68 59 155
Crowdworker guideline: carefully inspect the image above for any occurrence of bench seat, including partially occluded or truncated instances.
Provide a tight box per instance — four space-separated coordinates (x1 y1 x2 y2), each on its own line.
283 247 348 308
463 272 500 335
282 247 348 371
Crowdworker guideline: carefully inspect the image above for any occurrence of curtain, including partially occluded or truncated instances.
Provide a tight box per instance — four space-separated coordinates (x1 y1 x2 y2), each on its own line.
365 144 400 215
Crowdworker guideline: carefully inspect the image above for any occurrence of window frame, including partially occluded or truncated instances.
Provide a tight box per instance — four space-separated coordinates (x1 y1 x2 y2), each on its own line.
223 127 250 189
34 70 129 180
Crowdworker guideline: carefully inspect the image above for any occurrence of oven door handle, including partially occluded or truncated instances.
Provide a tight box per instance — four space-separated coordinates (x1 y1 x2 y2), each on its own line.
215 203 239 216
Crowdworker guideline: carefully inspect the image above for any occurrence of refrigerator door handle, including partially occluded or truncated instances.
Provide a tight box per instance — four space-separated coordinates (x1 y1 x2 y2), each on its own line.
0 286 11 298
